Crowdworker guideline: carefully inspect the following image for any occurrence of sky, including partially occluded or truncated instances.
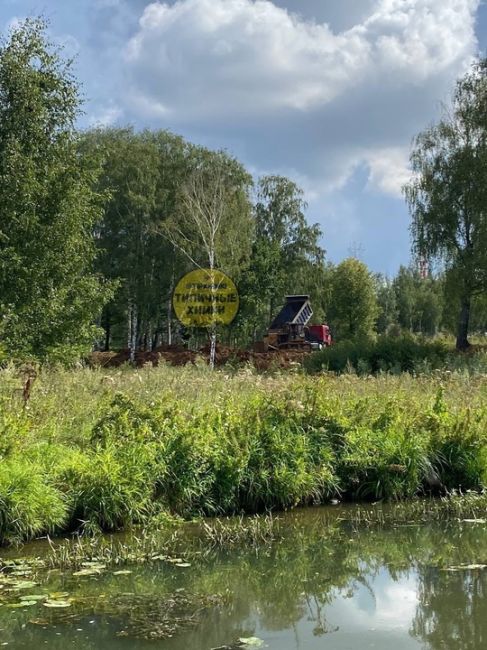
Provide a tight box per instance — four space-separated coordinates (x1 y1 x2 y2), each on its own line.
1 0 486 275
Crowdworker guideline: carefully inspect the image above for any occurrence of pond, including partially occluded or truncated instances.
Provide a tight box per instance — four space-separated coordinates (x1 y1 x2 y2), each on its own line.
0 505 486 649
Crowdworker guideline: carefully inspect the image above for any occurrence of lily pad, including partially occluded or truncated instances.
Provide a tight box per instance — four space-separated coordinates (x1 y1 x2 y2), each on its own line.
20 595 47 602
73 568 104 577
113 570 133 576
239 638 264 648
43 600 71 608
445 564 487 571
11 581 38 590
175 563 191 568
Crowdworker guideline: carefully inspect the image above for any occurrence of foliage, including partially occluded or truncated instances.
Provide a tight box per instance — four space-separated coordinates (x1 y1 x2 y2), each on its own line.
392 266 444 335
404 58 487 349
327 258 379 340
81 127 191 352
305 334 450 374
0 365 487 544
0 19 112 361
57 446 153 534
0 459 67 544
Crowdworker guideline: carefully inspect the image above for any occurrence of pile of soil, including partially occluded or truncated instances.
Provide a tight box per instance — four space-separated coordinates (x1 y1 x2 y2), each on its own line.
88 344 310 371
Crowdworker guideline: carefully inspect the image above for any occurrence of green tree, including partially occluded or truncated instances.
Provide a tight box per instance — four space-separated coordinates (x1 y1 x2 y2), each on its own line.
81 127 190 352
393 266 443 335
375 274 398 334
0 18 111 360
393 266 417 331
239 175 327 341
163 148 253 278
161 148 253 365
328 258 378 340
404 59 487 349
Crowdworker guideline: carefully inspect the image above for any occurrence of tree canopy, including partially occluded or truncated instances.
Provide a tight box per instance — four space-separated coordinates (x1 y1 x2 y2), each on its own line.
0 18 111 361
328 258 379 340
404 59 487 349
1 19 487 361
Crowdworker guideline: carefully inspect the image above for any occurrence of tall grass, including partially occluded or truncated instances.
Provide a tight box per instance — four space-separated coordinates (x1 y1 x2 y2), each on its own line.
0 363 486 544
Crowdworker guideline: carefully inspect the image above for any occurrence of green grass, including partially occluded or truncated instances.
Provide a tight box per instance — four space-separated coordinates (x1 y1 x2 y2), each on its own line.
0 361 486 544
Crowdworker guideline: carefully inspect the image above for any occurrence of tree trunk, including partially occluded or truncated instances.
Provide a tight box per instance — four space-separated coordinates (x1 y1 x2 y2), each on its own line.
131 304 138 363
127 301 132 353
209 328 217 370
167 270 175 346
128 300 138 363
167 297 172 346
456 295 471 351
102 308 111 352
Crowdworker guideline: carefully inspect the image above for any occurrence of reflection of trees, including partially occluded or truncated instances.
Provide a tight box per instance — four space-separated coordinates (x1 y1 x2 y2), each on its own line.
3 516 487 648
411 566 487 650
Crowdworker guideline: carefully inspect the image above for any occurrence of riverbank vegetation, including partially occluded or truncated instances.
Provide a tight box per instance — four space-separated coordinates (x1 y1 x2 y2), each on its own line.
1 363 486 545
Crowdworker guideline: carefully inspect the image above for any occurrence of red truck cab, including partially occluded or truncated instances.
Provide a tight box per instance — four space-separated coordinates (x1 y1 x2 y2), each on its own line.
307 324 332 348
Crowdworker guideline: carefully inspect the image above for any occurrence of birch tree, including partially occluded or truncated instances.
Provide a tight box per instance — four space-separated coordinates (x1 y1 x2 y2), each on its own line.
404 59 487 350
160 151 252 367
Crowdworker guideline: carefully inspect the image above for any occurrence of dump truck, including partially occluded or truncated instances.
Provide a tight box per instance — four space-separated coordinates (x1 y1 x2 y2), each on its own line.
258 295 332 352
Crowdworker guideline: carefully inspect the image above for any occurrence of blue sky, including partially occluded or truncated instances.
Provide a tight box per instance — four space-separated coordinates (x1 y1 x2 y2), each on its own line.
1 0 486 275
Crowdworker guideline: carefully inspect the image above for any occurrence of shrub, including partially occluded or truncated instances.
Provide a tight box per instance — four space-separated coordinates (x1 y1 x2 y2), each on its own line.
0 459 67 544
0 366 487 545
305 335 450 375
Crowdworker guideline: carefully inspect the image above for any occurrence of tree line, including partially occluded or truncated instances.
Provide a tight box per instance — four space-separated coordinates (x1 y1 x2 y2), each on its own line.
0 19 486 361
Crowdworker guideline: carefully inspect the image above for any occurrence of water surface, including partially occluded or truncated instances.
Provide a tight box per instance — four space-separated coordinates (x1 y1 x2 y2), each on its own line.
1 507 486 649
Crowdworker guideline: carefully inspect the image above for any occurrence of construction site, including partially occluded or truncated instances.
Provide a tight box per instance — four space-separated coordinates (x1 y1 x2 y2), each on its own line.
89 295 331 370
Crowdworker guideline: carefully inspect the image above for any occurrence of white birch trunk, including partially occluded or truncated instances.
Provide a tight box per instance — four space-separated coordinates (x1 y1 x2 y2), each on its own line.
128 301 137 363
209 327 217 370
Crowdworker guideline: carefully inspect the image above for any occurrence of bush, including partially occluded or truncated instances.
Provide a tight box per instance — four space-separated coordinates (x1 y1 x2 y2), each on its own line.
305 335 450 375
237 396 338 510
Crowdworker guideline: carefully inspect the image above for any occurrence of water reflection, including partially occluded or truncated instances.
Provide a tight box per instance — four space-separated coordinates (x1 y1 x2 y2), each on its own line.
1 511 487 649
412 564 487 649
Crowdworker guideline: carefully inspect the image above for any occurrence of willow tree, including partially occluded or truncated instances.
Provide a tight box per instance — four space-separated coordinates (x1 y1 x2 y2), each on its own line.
404 59 487 350
0 19 110 360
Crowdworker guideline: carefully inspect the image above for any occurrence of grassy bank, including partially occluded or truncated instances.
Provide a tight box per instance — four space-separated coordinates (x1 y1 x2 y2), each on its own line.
0 363 487 544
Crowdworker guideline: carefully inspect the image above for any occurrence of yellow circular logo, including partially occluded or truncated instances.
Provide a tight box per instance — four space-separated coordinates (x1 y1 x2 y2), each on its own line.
173 269 239 328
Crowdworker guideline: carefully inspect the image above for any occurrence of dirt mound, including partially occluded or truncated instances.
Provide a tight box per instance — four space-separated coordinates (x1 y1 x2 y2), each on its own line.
88 344 310 371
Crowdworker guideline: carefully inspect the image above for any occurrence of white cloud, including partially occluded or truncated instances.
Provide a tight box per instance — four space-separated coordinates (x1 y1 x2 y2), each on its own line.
123 0 480 195
88 105 123 127
365 147 412 196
